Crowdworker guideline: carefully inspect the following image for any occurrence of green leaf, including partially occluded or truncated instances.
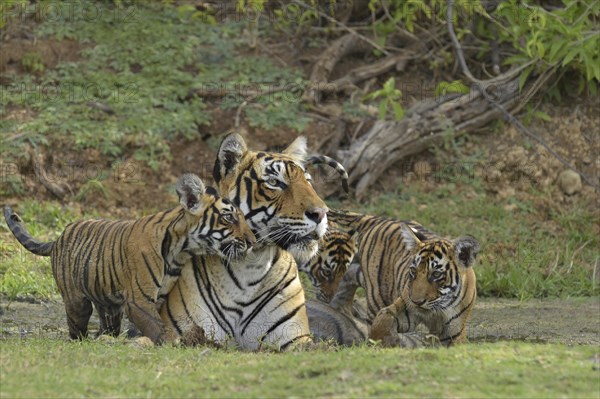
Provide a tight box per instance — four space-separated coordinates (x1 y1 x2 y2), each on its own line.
533 110 551 122
392 102 404 121
536 41 545 58
562 50 577 67
436 80 470 97
378 100 388 120
383 77 396 93
519 66 534 91
548 42 565 63
434 81 448 98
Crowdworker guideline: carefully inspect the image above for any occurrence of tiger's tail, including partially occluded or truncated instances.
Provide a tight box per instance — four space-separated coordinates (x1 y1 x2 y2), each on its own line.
4 206 54 256
305 155 349 193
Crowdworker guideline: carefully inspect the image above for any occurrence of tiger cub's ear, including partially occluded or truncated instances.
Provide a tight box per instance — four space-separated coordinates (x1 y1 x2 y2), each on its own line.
213 133 247 183
282 136 307 162
401 224 422 251
176 173 207 215
453 236 480 268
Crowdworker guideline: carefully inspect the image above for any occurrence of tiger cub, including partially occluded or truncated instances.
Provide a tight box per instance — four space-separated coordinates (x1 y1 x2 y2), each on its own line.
306 262 367 346
308 263 441 348
297 228 357 303
329 209 480 346
4 174 255 344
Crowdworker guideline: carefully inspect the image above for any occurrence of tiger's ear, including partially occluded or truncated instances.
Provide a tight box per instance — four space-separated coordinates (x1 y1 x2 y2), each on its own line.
176 173 206 215
213 133 247 184
282 136 307 161
401 224 421 251
348 229 359 243
453 235 480 268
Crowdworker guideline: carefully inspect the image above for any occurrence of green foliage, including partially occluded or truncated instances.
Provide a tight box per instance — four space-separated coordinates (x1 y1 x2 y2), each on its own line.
21 52 45 74
175 3 217 25
1 339 598 398
435 80 470 97
522 105 552 125
364 77 405 120
498 1 600 83
0 255 56 300
75 179 110 202
365 1 598 101
1 2 308 172
0 0 28 29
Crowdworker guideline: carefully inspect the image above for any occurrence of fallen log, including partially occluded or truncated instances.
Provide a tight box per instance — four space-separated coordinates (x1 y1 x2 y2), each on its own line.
337 73 523 199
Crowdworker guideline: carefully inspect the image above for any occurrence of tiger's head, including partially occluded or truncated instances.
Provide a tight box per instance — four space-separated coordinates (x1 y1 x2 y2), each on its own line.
298 230 358 303
402 225 479 311
175 173 256 261
213 133 329 264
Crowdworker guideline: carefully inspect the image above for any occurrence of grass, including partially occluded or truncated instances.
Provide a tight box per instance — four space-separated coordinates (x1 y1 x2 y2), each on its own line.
1 1 307 171
0 338 598 398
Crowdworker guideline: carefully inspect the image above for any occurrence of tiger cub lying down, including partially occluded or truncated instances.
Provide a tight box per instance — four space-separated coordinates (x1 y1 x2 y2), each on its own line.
4 174 255 344
297 228 358 303
304 242 440 348
306 262 367 346
329 209 480 347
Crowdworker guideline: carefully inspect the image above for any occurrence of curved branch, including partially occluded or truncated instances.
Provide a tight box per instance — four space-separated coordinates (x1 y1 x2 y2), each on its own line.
446 0 598 190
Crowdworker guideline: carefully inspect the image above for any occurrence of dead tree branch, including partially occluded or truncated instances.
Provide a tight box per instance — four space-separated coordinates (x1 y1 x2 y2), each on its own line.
446 0 598 190
337 73 524 199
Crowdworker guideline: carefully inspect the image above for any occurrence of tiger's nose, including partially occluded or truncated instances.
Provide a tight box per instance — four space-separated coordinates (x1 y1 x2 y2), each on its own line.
245 235 256 248
305 207 328 224
412 298 427 306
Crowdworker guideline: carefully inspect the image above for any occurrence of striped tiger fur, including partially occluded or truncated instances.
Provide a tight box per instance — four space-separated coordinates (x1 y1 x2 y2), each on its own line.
160 134 349 350
307 263 438 348
306 262 367 345
4 174 255 344
297 229 357 303
329 209 480 346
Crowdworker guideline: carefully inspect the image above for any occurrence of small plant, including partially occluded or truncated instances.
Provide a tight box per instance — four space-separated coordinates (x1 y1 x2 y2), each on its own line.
75 179 110 201
364 77 405 120
236 0 268 47
21 52 45 74
0 0 27 29
434 80 470 98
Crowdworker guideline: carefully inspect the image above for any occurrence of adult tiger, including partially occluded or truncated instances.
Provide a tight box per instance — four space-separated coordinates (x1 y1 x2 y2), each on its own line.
4 174 255 344
329 210 480 346
297 229 357 303
160 134 348 350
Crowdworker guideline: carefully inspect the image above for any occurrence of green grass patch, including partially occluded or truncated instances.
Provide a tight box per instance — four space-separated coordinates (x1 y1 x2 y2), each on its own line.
0 339 597 398
1 1 307 172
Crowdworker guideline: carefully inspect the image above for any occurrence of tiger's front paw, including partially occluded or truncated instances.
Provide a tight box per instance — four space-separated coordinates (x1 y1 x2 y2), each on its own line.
180 324 207 347
369 309 399 347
